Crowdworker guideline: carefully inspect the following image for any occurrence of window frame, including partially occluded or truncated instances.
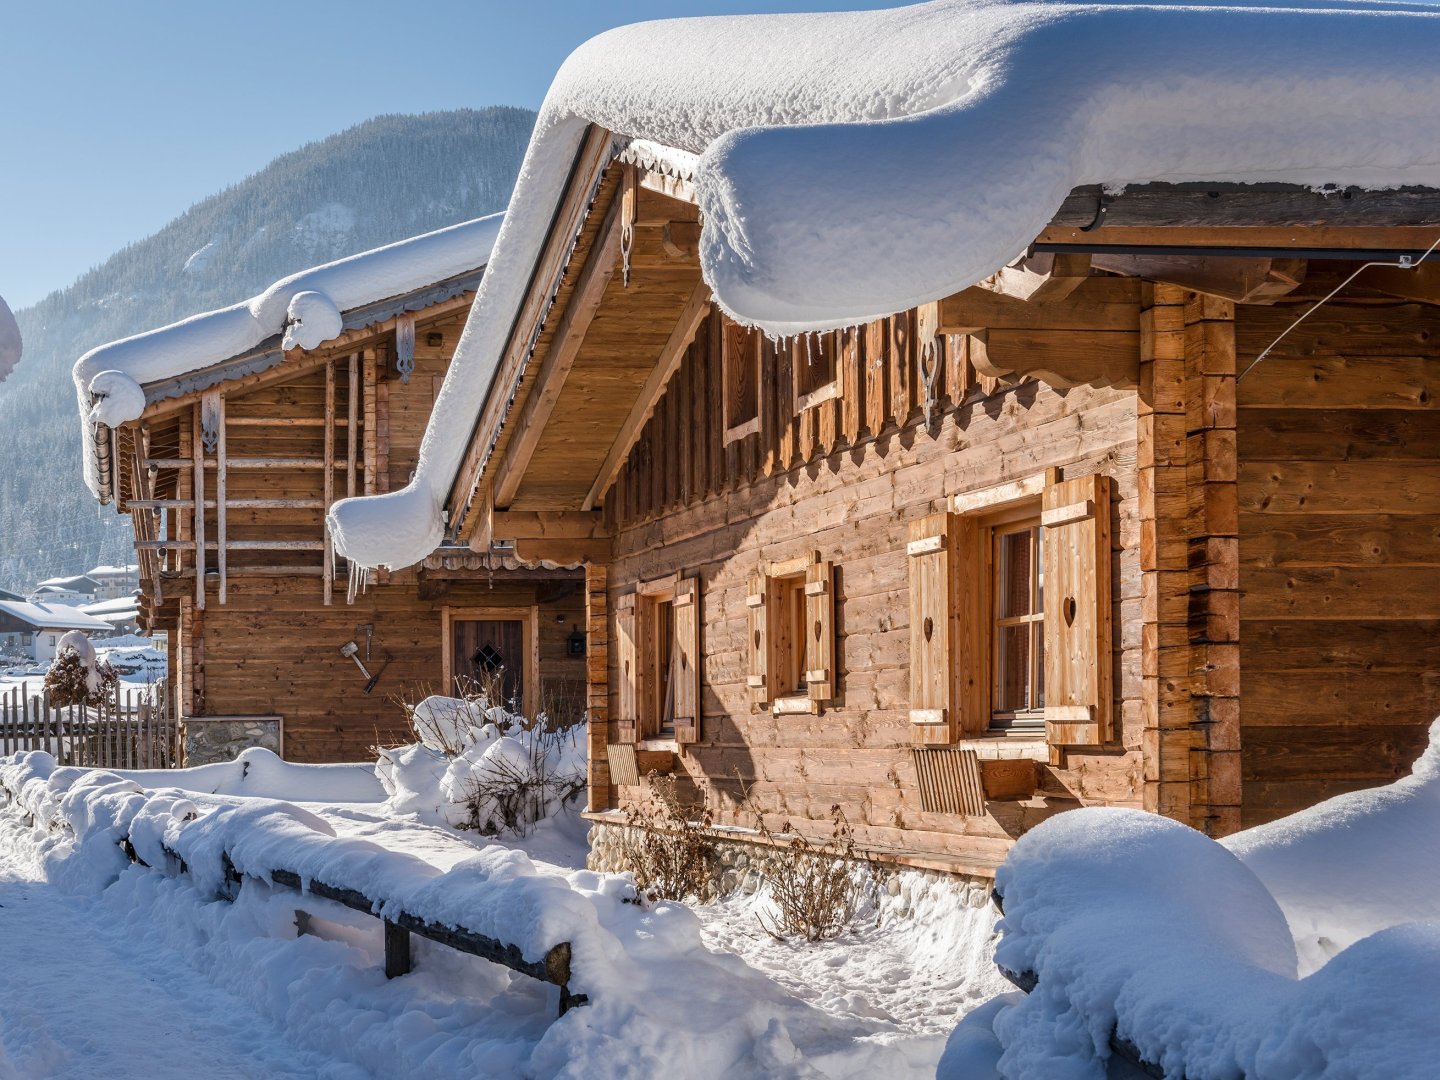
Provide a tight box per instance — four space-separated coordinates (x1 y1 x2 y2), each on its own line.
984 508 1046 734
636 577 679 740
748 553 836 715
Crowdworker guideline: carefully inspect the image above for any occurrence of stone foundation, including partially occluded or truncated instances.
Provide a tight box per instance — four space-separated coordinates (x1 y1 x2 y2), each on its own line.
586 820 996 909
182 716 282 766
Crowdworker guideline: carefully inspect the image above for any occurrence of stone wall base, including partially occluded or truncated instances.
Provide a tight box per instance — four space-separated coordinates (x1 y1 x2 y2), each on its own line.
182 716 282 766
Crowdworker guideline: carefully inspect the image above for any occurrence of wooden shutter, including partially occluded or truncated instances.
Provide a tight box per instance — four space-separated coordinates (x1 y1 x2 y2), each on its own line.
908 513 984 743
615 593 639 744
746 573 771 707
908 513 958 744
1043 473 1114 745
804 560 835 706
672 576 701 744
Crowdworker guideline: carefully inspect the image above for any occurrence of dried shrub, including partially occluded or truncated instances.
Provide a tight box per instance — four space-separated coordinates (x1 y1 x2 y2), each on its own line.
751 802 873 942
43 646 119 708
616 774 716 903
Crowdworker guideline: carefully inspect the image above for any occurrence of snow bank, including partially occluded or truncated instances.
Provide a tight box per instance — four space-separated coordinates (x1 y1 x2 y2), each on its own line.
376 696 585 834
330 0 1440 570
112 746 385 804
74 212 503 497
0 748 935 1078
955 721 1440 1079
1224 716 1440 971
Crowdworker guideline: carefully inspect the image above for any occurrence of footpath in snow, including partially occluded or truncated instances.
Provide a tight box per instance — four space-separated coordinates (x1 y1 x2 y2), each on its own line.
0 845 331 1080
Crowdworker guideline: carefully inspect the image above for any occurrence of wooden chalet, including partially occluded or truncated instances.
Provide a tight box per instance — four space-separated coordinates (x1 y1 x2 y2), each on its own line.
88 242 586 762
389 127 1440 878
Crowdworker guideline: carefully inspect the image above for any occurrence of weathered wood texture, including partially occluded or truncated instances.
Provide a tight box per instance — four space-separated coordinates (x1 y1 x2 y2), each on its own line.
601 307 1142 864
1236 300 1440 826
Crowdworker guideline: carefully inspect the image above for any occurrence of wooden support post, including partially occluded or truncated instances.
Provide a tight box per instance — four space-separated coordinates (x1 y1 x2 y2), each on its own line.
216 395 228 605
362 350 378 496
585 563 611 812
323 360 335 606
191 404 206 610
347 354 358 499
384 920 412 978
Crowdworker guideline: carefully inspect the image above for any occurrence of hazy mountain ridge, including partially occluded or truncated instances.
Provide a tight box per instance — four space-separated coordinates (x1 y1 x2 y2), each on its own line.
0 107 534 590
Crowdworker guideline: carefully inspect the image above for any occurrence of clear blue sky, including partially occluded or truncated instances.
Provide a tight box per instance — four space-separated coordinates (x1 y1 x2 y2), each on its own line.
0 1 903 310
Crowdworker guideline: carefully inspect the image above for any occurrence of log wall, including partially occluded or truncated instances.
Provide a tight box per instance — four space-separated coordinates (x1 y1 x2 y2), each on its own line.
1237 300 1440 825
601 312 1142 868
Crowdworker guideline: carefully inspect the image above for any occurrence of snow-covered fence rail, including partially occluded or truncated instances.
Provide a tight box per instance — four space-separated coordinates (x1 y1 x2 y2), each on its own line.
0 683 178 770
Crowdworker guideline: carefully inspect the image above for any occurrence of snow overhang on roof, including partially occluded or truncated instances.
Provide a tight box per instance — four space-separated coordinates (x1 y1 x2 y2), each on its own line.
73 213 504 500
0 600 112 633
328 0 1440 571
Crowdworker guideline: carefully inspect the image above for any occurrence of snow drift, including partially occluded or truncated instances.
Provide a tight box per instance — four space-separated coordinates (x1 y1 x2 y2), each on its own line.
328 0 1440 570
945 718 1440 1079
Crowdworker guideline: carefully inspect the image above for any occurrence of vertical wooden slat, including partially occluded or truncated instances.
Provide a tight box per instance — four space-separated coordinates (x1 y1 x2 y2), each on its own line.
891 310 914 427
324 360 336 606
192 403 206 610
865 320 889 435
216 395 228 605
347 354 359 499
362 349 378 495
672 576 701 744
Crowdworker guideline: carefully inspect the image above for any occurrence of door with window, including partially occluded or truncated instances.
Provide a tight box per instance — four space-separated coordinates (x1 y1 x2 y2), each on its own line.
450 619 524 708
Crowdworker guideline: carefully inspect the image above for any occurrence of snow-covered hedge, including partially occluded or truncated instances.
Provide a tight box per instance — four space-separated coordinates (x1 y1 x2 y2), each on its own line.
376 696 585 835
943 719 1440 1080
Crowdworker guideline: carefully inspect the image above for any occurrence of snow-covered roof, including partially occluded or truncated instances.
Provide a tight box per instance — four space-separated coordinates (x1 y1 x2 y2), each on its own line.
87 564 138 578
74 213 504 498
329 0 1440 570
35 575 99 591
80 596 140 618
0 600 111 633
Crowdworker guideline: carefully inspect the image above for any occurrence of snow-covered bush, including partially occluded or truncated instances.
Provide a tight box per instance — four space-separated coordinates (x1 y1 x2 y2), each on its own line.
376 694 585 835
43 632 118 708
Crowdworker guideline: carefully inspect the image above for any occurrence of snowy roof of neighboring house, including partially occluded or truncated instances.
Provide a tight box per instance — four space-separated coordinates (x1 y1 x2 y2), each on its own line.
80 596 140 618
0 600 111 633
87 564 138 578
329 0 1440 570
0 588 23 603
34 575 99 592
73 212 504 498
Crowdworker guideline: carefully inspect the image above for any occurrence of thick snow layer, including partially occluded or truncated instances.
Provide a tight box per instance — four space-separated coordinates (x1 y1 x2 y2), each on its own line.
112 746 385 804
1224 716 1440 972
329 0 1440 570
0 748 958 1077
73 213 502 497
955 721 1440 1079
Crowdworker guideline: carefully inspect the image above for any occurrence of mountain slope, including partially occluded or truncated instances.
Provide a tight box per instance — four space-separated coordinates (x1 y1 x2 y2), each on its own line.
0 107 534 591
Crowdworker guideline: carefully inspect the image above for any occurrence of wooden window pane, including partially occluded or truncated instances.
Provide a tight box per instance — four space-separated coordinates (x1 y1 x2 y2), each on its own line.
999 530 1032 618
996 624 1031 712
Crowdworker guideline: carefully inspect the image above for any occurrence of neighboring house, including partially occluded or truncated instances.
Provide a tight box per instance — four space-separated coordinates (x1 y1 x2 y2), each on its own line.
72 216 586 762
328 4 1440 881
0 588 25 604
79 594 142 637
86 565 140 599
0 600 110 664
28 576 100 607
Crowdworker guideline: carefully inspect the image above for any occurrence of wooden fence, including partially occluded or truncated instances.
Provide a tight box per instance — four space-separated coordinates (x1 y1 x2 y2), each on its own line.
0 682 179 770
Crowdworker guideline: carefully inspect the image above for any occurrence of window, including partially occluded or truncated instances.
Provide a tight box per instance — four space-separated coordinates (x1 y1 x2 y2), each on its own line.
990 519 1045 732
746 554 836 714
907 471 1112 748
793 332 840 412
615 576 701 746
722 320 761 444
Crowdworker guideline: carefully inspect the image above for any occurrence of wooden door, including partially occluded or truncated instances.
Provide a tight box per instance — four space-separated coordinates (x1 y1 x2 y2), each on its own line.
451 619 525 709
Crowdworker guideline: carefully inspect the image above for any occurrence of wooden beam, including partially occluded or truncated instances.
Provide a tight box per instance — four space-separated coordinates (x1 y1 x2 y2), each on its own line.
938 276 1141 335
323 360 335 606
1360 261 1440 305
492 190 627 508
968 328 1139 389
1088 253 1307 304
512 537 611 566
216 395 227 605
489 510 610 541
346 354 358 499
363 349 378 495
978 253 1092 303
583 282 711 510
191 404 205 611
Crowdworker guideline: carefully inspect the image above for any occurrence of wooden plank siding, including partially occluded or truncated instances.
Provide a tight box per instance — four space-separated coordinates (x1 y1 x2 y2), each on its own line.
121 304 587 763
1236 300 1440 825
599 307 1142 866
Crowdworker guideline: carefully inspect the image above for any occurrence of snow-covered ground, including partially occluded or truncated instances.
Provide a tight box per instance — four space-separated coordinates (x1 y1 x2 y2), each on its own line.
0 712 1003 1078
